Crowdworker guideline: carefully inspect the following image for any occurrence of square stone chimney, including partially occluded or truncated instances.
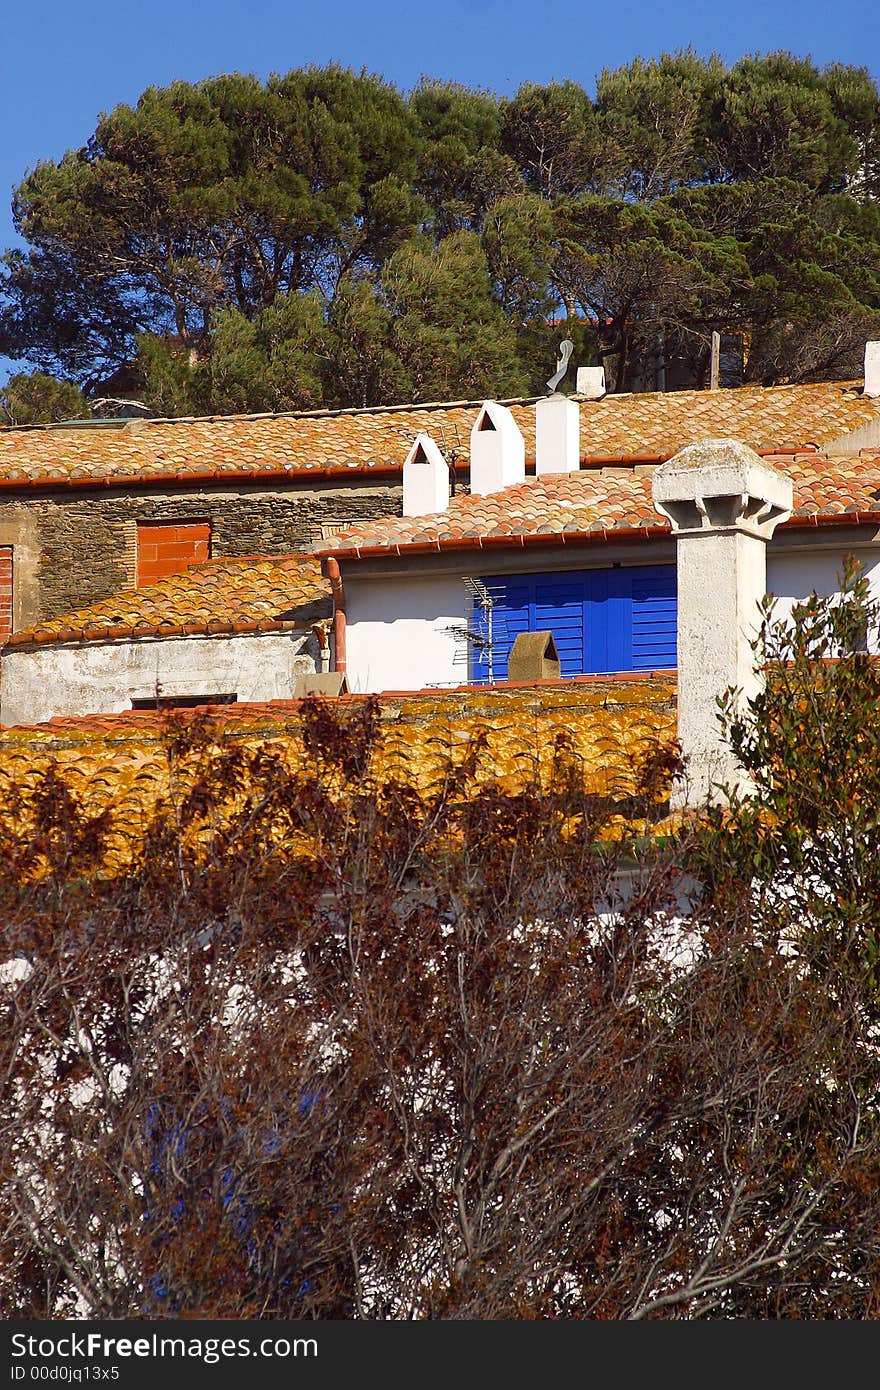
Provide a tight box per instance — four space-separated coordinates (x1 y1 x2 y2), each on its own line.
653 438 793 805
469 401 525 496
402 432 450 516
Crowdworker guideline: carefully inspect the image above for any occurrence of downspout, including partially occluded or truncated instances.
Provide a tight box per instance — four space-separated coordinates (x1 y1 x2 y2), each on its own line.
311 620 331 673
324 557 347 674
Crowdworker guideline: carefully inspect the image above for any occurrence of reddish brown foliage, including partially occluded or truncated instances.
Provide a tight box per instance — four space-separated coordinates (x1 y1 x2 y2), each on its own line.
2 688 880 1318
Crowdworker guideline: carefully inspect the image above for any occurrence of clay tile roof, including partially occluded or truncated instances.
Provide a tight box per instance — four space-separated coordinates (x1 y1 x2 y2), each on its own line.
321 469 667 555
0 677 677 872
0 379 877 489
776 449 880 521
7 554 331 650
573 379 878 457
319 448 880 558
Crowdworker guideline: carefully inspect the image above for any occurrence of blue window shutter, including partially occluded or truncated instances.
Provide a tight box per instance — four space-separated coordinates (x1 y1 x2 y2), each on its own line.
534 575 586 676
472 564 676 682
631 566 677 669
603 568 632 673
472 577 530 682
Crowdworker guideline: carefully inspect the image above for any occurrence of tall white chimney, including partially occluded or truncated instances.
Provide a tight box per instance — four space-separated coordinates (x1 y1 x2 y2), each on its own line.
469 401 525 496
535 393 580 475
653 438 793 806
865 341 880 398
402 432 450 516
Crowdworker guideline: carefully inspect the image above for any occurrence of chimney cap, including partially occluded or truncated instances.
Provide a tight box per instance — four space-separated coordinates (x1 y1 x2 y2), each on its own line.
469 400 526 496
404 431 448 468
653 437 793 537
508 630 561 682
402 430 450 516
471 399 523 441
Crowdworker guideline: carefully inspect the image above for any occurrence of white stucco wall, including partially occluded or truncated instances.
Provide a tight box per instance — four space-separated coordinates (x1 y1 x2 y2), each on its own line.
767 547 880 642
340 545 880 697
344 575 468 693
0 629 319 727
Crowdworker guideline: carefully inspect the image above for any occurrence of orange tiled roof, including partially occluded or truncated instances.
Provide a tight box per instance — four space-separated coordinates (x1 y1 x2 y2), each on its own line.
0 678 678 872
6 555 331 649
0 380 877 488
568 380 878 456
320 468 665 556
784 450 880 521
319 449 880 558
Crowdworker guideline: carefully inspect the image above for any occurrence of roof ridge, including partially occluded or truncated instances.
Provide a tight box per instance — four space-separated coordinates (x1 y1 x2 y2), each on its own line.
0 394 543 437
0 379 866 437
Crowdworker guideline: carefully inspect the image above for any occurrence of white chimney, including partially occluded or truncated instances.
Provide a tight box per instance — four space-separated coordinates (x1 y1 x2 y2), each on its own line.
576 366 606 400
653 438 793 807
535 393 580 475
402 432 450 516
469 401 525 496
865 341 880 398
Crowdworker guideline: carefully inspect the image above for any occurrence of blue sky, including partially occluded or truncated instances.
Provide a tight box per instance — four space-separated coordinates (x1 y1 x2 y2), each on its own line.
0 0 877 383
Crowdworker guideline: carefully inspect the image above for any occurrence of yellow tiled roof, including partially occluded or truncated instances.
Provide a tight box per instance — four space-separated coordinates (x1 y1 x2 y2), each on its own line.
320 448 880 557
0 678 678 873
7 555 331 649
0 380 877 488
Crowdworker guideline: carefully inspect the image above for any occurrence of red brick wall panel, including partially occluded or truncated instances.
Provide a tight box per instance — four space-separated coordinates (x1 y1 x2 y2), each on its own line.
137 522 211 586
0 547 12 640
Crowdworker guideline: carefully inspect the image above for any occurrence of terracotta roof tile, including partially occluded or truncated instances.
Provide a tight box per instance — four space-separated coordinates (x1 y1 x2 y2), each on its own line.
0 678 677 872
320 449 880 557
7 554 331 649
322 468 666 555
0 380 877 488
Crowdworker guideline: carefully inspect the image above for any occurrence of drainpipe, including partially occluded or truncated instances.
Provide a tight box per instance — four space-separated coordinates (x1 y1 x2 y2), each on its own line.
324 557 347 674
311 621 331 673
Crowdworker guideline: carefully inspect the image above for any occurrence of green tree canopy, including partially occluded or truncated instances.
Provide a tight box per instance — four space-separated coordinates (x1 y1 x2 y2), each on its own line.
1 67 421 387
1 54 878 410
382 231 527 402
702 53 865 189
0 370 91 425
595 49 723 199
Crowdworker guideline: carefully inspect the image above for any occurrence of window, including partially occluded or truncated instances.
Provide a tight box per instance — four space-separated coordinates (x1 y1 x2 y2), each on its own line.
131 693 237 710
0 546 12 641
470 565 676 683
136 521 211 586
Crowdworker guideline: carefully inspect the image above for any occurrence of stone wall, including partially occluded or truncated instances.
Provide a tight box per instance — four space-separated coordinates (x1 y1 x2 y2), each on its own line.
0 479 401 627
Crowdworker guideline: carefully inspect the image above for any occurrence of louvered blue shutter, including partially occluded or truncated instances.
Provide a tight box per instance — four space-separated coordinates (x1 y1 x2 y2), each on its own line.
472 577 531 682
533 575 586 676
631 567 677 669
471 565 676 682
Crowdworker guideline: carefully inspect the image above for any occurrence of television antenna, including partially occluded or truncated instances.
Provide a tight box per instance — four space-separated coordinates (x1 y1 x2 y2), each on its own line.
459 576 506 684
